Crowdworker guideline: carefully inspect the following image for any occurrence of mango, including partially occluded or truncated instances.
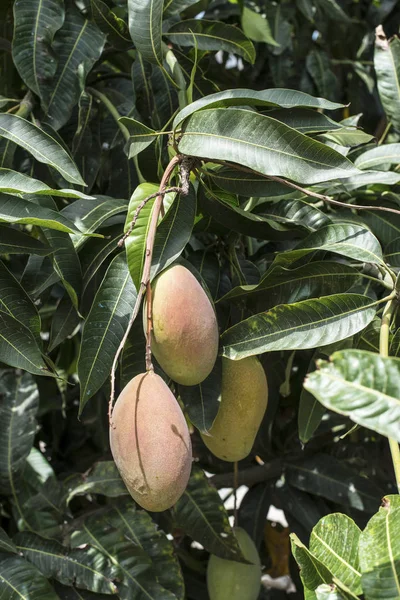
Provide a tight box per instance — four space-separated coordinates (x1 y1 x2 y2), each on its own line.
201 356 268 461
145 265 219 385
110 371 192 511
207 527 261 600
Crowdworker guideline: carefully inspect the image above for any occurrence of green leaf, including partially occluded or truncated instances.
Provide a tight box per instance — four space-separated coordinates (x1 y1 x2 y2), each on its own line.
90 0 131 49
374 27 400 134
320 127 374 147
0 528 17 554
238 483 272 549
267 108 342 134
124 183 175 289
310 514 362 594
326 170 400 192
42 4 106 131
173 466 243 561
48 295 80 351
306 49 338 101
220 262 359 313
12 0 64 97
359 495 400 600
241 6 278 45
0 168 94 198
0 310 48 375
78 254 137 411
119 117 157 158
277 223 384 266
0 553 58 600
354 144 400 170
61 196 129 249
66 461 128 504
304 349 400 443
106 498 185 599
291 533 333 591
81 226 122 294
0 226 52 256
286 454 383 513
0 259 41 336
0 114 85 185
71 511 173 600
173 88 345 130
42 226 82 310
166 19 256 64
0 194 81 233
178 109 359 185
0 372 39 495
222 294 377 360
179 356 221 433
151 184 197 280
208 166 293 197
14 532 118 595
128 0 164 65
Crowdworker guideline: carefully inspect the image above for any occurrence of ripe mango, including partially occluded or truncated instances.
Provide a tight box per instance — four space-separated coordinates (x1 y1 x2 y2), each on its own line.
201 356 268 461
207 527 261 600
145 265 219 385
110 371 192 511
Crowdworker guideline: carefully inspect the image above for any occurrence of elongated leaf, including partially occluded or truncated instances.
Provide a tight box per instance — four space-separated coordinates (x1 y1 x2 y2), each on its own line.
208 166 293 197
124 183 175 288
359 495 400 600
0 226 52 256
326 170 400 192
12 0 64 97
48 295 80 351
0 194 80 233
173 89 344 129
0 372 39 494
255 198 330 231
15 532 118 595
81 226 122 294
78 254 137 411
304 349 400 443
321 127 374 147
220 262 359 312
354 144 400 170
0 259 40 335
107 498 185 599
66 461 128 504
128 0 164 65
0 114 85 185
277 223 384 266
0 553 58 600
0 168 93 198
173 466 243 561
267 108 342 134
0 528 17 554
238 483 272 549
42 226 82 310
166 19 255 64
119 117 157 158
90 0 131 49
178 109 359 185
179 356 221 433
0 310 48 375
241 5 278 45
286 454 383 513
61 196 129 249
310 514 362 594
291 533 333 591
71 512 172 600
374 27 400 134
151 184 196 280
42 4 106 130
222 294 377 360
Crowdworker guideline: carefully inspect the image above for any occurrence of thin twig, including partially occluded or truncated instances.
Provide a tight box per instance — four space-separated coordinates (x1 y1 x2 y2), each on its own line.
145 281 153 371
233 461 238 527
117 186 184 248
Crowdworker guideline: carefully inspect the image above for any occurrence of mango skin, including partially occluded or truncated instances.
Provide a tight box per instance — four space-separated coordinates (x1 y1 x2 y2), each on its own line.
201 356 268 462
145 265 219 385
207 527 261 600
110 371 192 511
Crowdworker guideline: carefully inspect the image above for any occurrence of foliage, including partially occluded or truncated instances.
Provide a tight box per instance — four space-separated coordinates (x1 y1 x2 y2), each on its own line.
1 0 400 598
